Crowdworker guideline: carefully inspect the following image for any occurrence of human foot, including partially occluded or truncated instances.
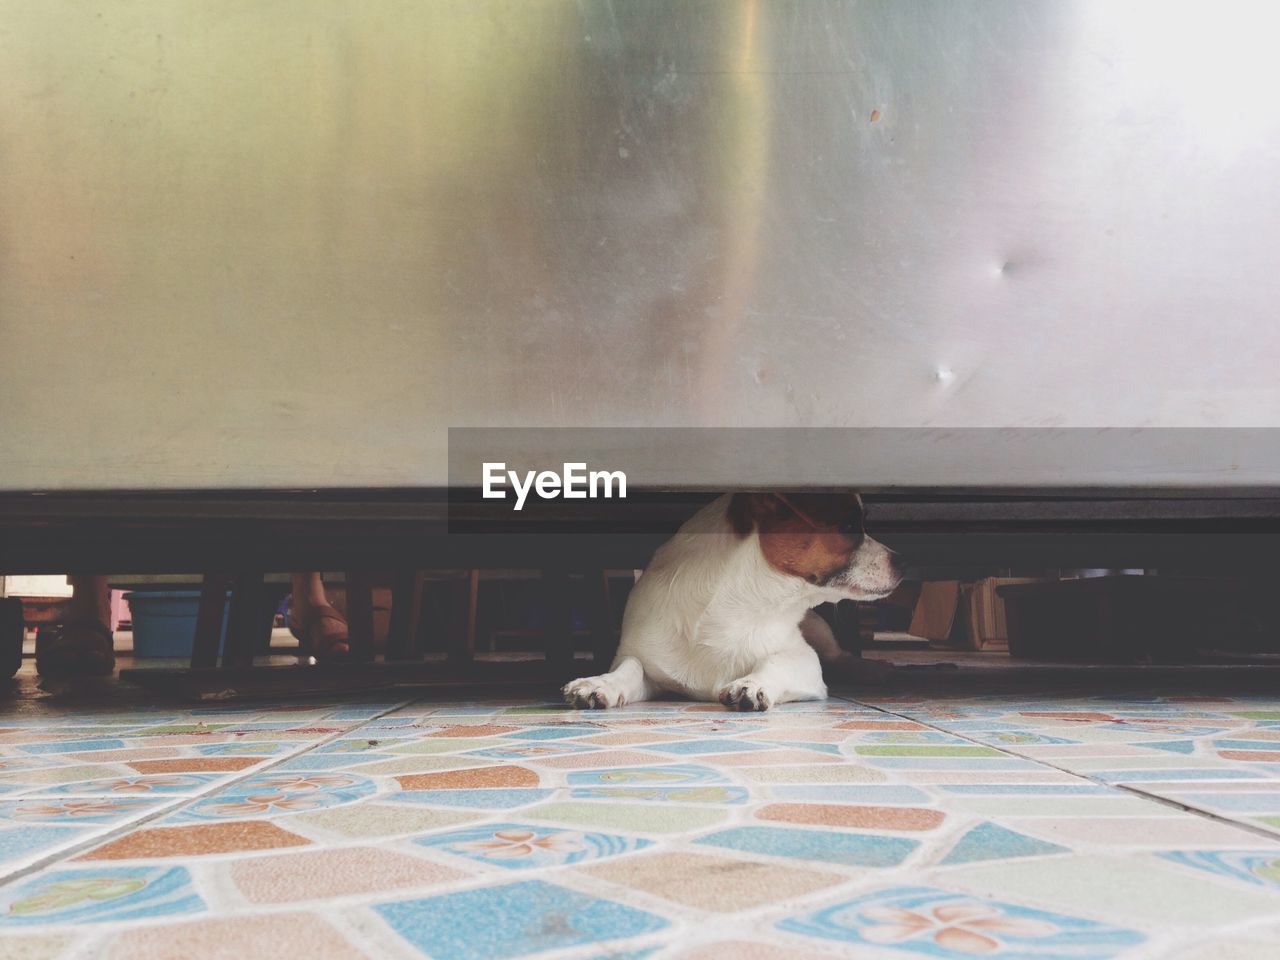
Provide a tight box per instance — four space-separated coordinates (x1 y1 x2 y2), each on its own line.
287 602 350 662
36 620 115 677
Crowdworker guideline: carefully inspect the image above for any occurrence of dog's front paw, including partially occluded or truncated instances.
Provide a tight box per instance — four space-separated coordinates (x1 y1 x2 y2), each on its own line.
563 676 626 709
718 678 774 712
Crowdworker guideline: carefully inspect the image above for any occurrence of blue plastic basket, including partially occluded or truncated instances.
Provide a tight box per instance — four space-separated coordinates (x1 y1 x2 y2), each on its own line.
124 590 229 658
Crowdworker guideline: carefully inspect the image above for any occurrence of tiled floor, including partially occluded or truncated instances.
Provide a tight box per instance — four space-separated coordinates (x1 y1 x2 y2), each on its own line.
1 692 1279 959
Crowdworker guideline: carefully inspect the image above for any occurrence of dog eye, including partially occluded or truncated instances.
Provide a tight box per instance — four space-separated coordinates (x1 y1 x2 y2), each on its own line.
838 520 861 536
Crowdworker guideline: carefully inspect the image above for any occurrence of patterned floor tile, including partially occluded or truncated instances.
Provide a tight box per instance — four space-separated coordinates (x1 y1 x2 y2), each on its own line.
0 795 171 874
715 749 843 766
566 763 728 786
288 802 479 839
414 822 650 869
0 798 164 826
526 801 728 834
0 865 203 926
268 752 398 771
229 846 468 902
570 785 749 804
1004 815 1276 848
374 879 667 959
384 738 507 755
99 913 368 959
646 739 775 756
940 853 1280 926
1158 849 1280 889
938 822 1069 865
349 756 500 776
1 765 130 788
1165 790 1280 813
531 750 672 769
0 827 85 870
779 885 1145 957
394 765 538 790
768 785 932 804
576 731 695 747
670 942 834 960
126 758 262 774
1171 940 1277 960
1 690 1278 953
696 825 918 868
424 724 523 738
77 820 311 859
500 724 603 741
27 774 223 797
166 772 377 821
756 803 946 831
19 739 129 756
465 742 599 760
851 745 1007 757
740 765 888 784
0 934 71 960
584 850 845 912
941 795 1172 818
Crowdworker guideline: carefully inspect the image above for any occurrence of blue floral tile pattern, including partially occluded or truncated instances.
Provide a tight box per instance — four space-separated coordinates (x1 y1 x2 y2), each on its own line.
0 798 161 824
1159 850 1280 889
779 886 1145 957
414 822 650 869
374 879 667 960
169 772 376 820
40 774 222 796
0 866 204 926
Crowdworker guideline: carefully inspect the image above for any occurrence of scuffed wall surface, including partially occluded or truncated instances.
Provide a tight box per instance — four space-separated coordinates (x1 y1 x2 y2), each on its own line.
3 1 1279 490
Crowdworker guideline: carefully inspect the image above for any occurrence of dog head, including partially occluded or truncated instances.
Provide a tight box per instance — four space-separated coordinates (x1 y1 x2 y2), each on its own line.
727 492 904 600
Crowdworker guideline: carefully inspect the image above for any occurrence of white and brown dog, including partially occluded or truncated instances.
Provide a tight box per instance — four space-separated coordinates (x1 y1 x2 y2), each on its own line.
563 492 903 711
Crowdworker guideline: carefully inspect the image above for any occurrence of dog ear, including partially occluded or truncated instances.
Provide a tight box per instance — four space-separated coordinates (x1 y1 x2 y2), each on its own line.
727 493 781 537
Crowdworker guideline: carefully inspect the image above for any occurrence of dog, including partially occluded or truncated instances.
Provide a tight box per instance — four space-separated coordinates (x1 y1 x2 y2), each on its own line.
563 492 903 711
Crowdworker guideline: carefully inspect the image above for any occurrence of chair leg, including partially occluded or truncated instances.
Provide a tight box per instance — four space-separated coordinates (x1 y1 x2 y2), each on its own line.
386 570 424 661
192 573 230 669
447 570 478 663
345 571 376 662
222 571 265 668
0 597 23 679
542 567 574 670
408 571 427 657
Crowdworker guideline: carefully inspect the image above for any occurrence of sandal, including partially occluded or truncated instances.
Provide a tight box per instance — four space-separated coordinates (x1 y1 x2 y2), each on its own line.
288 602 350 662
36 620 116 678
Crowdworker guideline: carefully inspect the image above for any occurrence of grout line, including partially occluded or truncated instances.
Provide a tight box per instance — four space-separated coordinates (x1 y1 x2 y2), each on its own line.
0 794 195 891
1109 782 1280 842
831 692 1280 845
0 699 414 891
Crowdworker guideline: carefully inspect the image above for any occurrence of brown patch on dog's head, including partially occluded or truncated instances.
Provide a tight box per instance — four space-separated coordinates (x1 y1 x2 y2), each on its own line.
727 493 867 585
